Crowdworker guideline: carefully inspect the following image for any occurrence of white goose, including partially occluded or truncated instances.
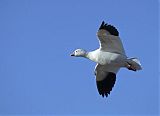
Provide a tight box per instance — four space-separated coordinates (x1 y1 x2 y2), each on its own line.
70 21 142 97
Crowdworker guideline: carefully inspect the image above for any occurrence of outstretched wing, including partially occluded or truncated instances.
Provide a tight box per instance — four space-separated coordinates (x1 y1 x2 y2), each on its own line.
97 21 126 55
94 64 120 97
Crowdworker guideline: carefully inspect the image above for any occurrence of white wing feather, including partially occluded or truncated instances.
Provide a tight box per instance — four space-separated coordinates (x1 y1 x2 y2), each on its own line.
97 29 126 55
94 64 120 81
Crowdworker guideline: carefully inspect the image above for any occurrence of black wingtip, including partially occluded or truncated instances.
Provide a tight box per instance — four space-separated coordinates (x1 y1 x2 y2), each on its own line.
99 21 105 30
96 72 116 98
98 21 119 36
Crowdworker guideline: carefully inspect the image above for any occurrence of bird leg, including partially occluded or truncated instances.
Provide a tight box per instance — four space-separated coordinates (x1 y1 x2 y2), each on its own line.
126 62 137 71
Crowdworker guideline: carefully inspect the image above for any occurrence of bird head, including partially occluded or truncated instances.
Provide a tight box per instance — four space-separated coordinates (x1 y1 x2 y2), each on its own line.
70 49 87 57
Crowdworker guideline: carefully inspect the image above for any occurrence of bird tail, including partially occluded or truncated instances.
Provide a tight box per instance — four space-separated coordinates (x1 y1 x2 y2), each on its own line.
126 57 142 71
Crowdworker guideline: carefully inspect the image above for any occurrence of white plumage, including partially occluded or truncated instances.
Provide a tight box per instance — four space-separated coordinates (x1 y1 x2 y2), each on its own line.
71 21 142 97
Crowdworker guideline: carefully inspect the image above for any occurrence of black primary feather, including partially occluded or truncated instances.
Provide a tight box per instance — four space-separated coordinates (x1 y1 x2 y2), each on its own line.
96 72 116 97
99 21 119 36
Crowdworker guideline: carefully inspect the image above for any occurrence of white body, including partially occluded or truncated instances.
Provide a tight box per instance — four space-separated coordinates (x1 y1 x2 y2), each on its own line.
87 49 127 66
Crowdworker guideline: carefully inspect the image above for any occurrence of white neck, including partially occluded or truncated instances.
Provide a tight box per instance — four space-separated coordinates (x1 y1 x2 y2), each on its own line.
85 51 98 63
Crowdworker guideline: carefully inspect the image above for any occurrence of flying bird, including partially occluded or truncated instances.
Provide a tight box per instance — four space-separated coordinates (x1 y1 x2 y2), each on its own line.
70 21 142 97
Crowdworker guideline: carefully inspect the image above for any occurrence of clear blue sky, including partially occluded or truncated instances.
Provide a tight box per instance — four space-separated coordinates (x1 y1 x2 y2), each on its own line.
0 0 159 115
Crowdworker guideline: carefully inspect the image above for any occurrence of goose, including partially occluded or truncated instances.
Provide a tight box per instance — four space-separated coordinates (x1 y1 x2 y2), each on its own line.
70 21 142 97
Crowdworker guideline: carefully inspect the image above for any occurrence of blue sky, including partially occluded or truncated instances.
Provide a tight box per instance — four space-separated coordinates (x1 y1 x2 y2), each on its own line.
0 0 159 115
